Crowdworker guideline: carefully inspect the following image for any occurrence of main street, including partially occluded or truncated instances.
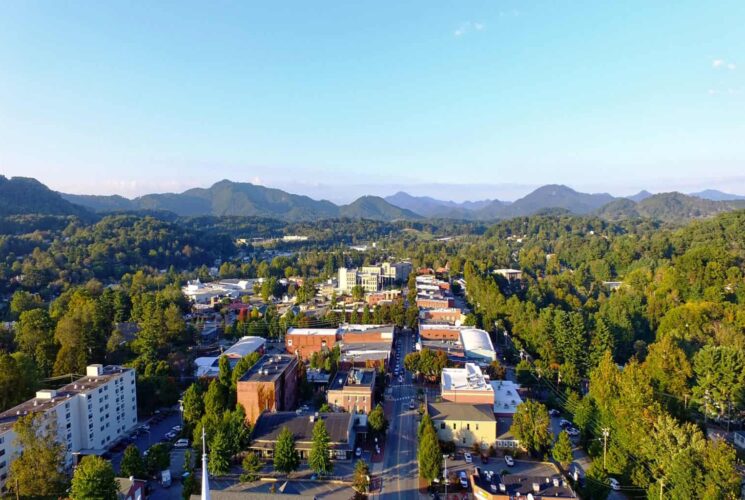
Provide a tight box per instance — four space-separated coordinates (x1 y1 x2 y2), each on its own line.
379 327 420 499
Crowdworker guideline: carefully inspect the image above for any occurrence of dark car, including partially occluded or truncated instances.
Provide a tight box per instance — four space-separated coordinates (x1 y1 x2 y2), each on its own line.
481 455 489 464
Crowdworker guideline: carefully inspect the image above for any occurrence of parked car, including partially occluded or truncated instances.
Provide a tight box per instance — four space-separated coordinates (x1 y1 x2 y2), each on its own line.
174 439 190 448
548 409 560 417
459 471 468 489
567 427 580 437
609 478 621 491
559 419 572 428
172 425 182 432
504 455 515 467
165 431 177 440
480 455 489 464
355 447 362 457
409 400 416 410
464 452 472 463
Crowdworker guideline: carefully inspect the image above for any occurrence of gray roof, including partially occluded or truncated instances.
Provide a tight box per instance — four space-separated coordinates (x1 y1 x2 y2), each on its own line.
240 354 296 383
251 412 353 449
192 492 315 500
328 369 375 391
427 403 495 422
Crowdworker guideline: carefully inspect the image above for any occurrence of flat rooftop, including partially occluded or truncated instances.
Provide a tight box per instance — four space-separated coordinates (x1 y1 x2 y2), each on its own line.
442 363 493 392
328 369 375 391
472 469 575 498
239 354 296 383
286 327 339 336
492 380 523 414
0 365 132 433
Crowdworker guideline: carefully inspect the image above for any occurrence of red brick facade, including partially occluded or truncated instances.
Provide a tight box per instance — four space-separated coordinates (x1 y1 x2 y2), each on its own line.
285 332 338 360
237 356 298 423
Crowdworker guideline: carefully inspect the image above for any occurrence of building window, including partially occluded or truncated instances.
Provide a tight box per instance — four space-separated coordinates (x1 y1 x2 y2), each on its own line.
466 424 470 431
440 423 445 430
476 424 479 430
453 423 456 430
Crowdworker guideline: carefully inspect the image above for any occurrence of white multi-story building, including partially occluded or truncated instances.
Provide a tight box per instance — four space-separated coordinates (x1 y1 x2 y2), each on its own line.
338 262 412 293
0 365 137 490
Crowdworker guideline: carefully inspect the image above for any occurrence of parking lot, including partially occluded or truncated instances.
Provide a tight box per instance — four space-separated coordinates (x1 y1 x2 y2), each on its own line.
209 478 356 499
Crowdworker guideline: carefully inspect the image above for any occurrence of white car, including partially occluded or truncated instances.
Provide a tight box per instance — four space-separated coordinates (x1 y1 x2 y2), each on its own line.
459 471 468 488
174 439 190 448
464 452 472 463
355 447 362 457
504 455 515 467
609 478 621 491
409 400 416 410
172 425 182 432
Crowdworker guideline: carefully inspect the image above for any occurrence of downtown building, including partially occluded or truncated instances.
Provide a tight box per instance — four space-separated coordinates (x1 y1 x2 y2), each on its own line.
0 365 138 491
237 354 299 423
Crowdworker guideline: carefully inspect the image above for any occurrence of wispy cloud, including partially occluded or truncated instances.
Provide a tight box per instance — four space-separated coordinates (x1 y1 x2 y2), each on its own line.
453 21 485 37
712 58 736 70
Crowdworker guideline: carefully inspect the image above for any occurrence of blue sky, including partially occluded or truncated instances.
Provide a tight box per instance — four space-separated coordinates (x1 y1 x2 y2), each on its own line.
1 1 743 202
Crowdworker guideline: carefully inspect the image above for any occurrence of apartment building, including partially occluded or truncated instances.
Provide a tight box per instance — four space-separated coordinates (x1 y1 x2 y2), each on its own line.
237 355 298 423
0 365 137 490
338 267 359 293
327 369 376 414
285 328 339 360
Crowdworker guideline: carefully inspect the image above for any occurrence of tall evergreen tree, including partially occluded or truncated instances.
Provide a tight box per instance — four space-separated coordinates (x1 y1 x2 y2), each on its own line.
308 419 334 475
273 427 300 475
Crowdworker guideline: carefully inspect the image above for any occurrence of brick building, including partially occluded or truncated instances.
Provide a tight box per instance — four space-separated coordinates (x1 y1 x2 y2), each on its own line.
419 324 465 341
285 328 339 360
237 355 298 423
419 308 465 324
327 369 376 414
441 364 495 404
416 296 455 309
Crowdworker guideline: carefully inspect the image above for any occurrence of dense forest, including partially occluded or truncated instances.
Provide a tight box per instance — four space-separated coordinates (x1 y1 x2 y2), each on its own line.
1 205 745 497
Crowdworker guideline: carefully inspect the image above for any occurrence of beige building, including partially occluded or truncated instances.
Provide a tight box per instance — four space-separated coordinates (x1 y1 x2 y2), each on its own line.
428 402 497 451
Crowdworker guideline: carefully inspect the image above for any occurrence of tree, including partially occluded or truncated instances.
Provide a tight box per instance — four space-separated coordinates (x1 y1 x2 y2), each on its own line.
273 426 300 475
241 452 263 482
182 382 205 427
145 443 171 474
417 419 441 484
352 459 371 493
209 429 232 476
15 308 57 376
182 449 199 500
692 345 745 420
368 404 388 435
71 455 119 500
552 431 574 468
10 290 44 318
7 413 68 497
308 419 334 476
485 360 506 380
120 444 147 479
510 400 552 456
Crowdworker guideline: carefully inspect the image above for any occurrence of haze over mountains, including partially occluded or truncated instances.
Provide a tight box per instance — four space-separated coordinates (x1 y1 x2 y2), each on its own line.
2 175 745 223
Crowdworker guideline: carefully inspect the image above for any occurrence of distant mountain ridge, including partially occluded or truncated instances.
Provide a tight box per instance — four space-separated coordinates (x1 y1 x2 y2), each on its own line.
383 191 498 218
596 192 745 222
689 189 745 201
61 179 419 221
0 176 90 218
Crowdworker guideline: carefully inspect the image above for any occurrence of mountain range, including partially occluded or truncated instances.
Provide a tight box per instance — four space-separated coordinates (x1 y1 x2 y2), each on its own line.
2 175 745 223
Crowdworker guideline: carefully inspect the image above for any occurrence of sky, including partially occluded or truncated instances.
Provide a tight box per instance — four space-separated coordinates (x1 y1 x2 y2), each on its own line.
1 1 744 203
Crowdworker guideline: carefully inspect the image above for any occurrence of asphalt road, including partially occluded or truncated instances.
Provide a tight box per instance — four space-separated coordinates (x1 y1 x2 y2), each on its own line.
380 328 420 500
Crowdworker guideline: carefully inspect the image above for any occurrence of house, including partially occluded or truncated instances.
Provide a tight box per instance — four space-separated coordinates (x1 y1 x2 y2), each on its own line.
441 364 494 404
492 269 523 282
117 476 147 500
470 469 576 499
237 355 298 423
327 369 376 414
428 402 497 451
249 412 357 461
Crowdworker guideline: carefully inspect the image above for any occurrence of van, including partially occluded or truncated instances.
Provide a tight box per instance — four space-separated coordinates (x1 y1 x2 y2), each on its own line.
459 471 468 489
161 469 172 488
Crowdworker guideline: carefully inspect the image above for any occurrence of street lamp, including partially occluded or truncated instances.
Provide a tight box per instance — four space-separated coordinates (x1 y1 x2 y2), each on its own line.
442 454 449 500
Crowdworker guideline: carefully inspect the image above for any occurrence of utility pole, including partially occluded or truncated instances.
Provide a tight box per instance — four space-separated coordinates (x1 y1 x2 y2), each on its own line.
659 479 664 500
443 454 448 500
601 428 610 470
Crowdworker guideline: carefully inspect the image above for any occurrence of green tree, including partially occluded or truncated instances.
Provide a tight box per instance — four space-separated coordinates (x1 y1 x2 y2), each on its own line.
552 431 574 468
692 345 745 420
145 443 171 474
417 419 441 484
308 419 334 476
15 308 57 376
240 452 263 482
209 429 232 476
182 449 198 500
71 455 118 500
120 444 147 479
510 400 552 456
352 459 371 493
9 290 44 318
273 426 300 475
368 403 388 436
182 382 205 427
7 413 68 497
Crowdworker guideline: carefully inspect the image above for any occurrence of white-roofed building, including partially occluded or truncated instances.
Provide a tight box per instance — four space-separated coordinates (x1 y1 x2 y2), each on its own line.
459 328 496 362
491 380 523 417
194 336 266 377
441 363 494 404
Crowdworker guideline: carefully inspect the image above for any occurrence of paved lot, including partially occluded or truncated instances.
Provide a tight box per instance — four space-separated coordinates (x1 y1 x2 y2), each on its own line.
212 479 356 499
